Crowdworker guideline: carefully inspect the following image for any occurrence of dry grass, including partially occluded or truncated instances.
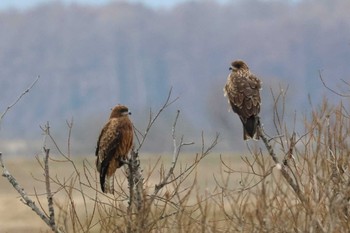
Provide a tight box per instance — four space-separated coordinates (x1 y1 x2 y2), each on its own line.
0 153 241 232
1 87 350 232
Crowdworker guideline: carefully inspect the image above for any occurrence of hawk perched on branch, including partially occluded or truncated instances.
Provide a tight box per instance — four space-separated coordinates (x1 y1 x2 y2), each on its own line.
95 105 133 193
224 60 262 140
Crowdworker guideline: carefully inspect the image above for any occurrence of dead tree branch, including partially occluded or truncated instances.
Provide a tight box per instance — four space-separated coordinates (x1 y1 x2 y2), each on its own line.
152 110 194 196
0 152 63 233
319 70 350 97
125 89 181 232
126 149 145 233
44 147 57 231
0 76 40 126
258 125 327 232
258 126 307 204
134 87 179 152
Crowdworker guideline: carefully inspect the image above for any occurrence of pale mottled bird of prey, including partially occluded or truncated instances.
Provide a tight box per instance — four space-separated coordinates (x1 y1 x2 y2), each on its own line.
224 60 262 140
95 105 133 193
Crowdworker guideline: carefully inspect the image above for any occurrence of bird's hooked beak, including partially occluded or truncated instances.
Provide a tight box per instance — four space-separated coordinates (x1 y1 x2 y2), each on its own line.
229 66 236 71
122 111 131 116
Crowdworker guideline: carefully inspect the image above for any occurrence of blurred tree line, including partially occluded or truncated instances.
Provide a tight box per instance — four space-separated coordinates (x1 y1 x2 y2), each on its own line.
0 0 349 154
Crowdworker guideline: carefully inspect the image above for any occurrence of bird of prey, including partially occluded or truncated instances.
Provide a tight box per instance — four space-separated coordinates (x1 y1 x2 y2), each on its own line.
95 105 133 193
224 60 262 140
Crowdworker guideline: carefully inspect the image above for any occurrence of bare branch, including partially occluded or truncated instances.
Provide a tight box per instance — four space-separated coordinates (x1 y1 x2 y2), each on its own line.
319 70 350 97
0 76 40 126
126 149 145 232
0 152 63 233
40 122 67 157
257 126 308 205
66 118 74 158
43 147 57 230
134 87 179 152
152 110 194 195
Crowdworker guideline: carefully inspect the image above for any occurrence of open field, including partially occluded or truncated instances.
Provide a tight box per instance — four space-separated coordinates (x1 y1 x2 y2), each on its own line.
0 152 245 232
1 100 350 232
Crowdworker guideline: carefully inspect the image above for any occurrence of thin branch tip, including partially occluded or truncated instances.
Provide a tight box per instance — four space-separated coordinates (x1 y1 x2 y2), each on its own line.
0 76 40 123
319 70 350 97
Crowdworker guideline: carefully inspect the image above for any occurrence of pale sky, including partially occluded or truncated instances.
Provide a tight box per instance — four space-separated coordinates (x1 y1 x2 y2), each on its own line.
0 0 229 10
0 0 301 10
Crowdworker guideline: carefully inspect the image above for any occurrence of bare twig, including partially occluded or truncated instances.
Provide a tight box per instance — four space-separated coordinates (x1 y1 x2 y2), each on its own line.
66 118 74 158
124 89 185 232
0 152 63 233
319 70 350 97
0 76 40 126
40 122 67 158
152 110 194 196
258 126 308 205
259 119 327 231
134 87 179 152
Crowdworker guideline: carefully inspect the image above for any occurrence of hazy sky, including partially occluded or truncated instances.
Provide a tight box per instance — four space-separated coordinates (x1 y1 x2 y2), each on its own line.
0 0 230 10
0 0 301 10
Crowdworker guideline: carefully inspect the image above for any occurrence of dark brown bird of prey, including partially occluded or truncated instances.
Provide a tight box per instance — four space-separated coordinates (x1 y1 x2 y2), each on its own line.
95 105 133 193
224 60 262 140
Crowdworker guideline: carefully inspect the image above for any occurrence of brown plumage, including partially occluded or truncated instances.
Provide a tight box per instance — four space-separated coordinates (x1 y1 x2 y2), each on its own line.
224 60 262 140
95 105 133 193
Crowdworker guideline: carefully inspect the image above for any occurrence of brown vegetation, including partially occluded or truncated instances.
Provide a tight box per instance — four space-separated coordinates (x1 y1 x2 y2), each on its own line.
1 84 350 232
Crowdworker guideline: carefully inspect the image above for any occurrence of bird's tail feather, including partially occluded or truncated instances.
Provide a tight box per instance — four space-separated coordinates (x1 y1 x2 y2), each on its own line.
242 116 260 140
100 157 114 194
103 176 114 194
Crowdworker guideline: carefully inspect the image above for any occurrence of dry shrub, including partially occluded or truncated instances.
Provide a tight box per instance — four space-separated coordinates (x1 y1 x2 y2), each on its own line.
214 89 350 233
2 88 350 233
27 91 221 233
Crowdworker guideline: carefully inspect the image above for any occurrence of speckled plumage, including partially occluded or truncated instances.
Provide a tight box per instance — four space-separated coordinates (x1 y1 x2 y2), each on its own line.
224 60 262 140
95 105 133 193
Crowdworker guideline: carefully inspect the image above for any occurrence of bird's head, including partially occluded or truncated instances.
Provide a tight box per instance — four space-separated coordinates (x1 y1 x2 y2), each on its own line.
110 105 131 118
229 60 249 72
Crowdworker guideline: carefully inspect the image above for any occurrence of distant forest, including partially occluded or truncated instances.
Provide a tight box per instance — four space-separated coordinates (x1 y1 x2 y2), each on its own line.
0 0 349 155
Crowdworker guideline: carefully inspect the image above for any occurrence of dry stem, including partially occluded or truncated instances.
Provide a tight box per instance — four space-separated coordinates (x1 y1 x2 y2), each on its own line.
0 152 63 233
